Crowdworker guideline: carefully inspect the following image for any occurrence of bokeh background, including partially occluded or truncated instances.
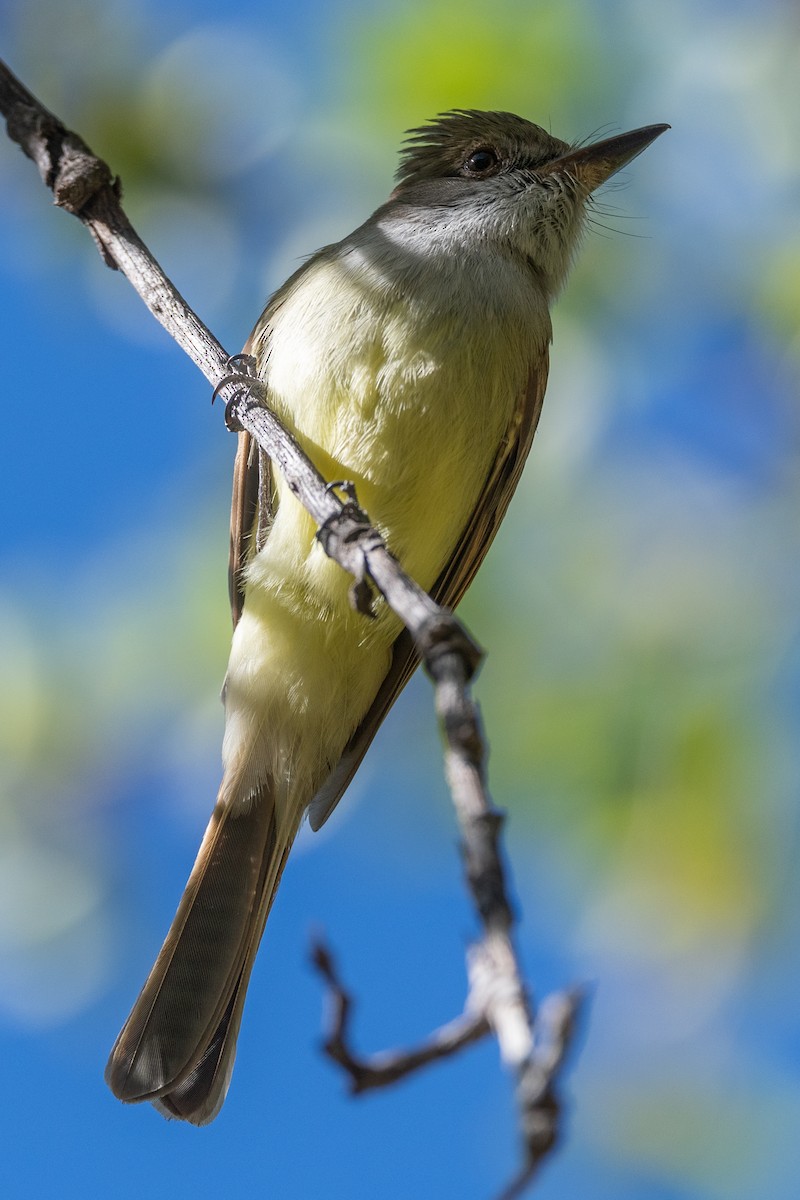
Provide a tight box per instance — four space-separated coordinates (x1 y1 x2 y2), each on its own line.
1 1 798 1197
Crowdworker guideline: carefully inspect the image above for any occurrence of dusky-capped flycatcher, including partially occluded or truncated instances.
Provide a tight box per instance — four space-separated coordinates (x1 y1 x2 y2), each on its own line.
106 109 668 1123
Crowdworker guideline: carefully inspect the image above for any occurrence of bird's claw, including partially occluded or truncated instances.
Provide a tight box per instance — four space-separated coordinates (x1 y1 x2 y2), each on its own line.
212 355 261 432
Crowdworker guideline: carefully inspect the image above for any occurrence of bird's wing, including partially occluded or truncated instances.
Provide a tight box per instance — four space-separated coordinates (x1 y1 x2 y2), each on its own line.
307 353 549 829
228 429 259 628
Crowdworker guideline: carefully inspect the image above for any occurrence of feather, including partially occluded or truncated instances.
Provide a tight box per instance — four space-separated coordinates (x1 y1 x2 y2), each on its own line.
105 779 292 1114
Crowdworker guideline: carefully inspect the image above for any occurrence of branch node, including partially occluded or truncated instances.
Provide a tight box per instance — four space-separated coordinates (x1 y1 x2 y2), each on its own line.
418 612 484 684
5 96 114 216
52 133 114 213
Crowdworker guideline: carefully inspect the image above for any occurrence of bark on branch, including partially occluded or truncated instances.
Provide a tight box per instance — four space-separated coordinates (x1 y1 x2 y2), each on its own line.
0 58 586 1197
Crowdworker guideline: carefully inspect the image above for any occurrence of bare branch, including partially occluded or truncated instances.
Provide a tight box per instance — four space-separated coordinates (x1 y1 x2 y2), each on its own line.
311 939 491 1093
1 58 586 1193
311 933 586 1199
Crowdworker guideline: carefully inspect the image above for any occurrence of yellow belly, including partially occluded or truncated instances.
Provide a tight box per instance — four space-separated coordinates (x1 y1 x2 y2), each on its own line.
222 250 540 810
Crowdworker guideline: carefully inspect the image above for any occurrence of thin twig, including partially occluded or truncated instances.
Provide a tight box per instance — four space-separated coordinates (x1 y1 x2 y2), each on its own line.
311 938 491 1093
0 58 585 1195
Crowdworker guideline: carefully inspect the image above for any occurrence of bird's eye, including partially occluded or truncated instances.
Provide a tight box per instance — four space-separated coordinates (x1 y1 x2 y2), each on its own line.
464 147 500 175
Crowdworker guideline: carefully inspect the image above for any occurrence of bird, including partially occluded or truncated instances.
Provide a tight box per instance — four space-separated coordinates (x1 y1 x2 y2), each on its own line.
105 109 667 1124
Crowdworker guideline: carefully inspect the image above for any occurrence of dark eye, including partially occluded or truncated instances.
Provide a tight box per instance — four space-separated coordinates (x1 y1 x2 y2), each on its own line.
464 147 500 175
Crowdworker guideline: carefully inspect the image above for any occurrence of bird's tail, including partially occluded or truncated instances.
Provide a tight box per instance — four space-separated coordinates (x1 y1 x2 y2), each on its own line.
105 776 295 1125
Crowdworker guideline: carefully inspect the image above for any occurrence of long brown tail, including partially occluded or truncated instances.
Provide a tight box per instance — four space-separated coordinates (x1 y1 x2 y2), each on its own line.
105 777 294 1124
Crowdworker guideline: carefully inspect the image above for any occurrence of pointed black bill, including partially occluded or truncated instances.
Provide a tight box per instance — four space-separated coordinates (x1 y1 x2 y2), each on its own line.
546 123 670 192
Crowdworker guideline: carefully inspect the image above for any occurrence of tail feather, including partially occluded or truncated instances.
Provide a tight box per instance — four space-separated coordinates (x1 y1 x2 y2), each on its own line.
106 776 291 1114
151 824 296 1125
152 987 241 1124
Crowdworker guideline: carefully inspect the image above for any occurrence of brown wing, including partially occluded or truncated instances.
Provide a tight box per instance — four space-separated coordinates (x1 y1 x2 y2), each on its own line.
307 354 549 830
228 430 259 627
228 324 277 628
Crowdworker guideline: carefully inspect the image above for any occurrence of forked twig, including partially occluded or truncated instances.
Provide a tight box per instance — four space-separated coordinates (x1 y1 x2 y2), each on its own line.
311 939 491 1093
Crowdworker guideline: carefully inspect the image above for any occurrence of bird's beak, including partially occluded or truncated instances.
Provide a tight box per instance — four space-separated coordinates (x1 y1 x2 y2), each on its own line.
545 123 670 192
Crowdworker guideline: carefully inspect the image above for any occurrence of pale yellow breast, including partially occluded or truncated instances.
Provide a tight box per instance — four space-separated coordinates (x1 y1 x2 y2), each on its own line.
226 246 544 800
260 251 540 589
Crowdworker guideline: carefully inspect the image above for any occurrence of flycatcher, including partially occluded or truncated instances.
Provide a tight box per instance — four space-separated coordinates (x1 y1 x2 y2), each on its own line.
106 109 667 1123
